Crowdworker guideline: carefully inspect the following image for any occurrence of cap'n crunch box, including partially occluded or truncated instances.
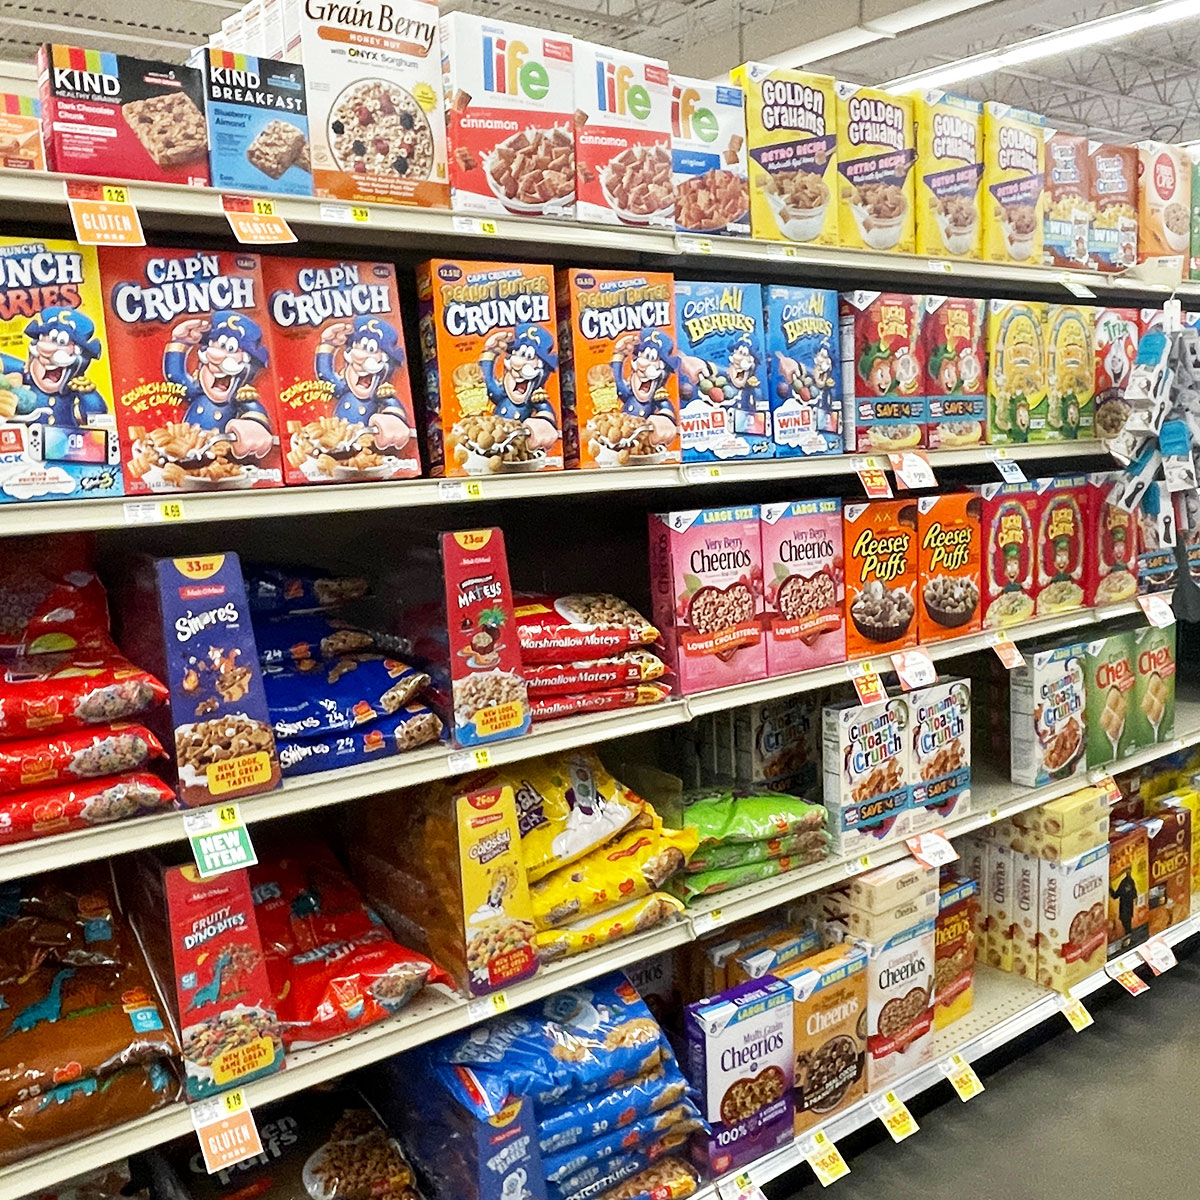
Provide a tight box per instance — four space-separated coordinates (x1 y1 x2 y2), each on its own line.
976 480 1039 627
1088 142 1138 273
917 492 981 643
1085 471 1138 605
982 102 1045 264
1136 141 1191 272
913 90 983 259
843 499 918 659
1042 130 1091 269
1093 307 1138 440
1035 475 1086 615
0 95 44 171
416 259 563 477
555 268 680 468
922 295 985 449
261 258 419 485
1043 304 1094 440
986 299 1046 444
671 76 749 237
100 247 283 495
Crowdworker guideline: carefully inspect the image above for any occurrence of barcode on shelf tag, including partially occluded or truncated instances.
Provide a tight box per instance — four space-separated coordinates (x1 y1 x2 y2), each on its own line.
718 1170 768 1200
691 908 725 935
448 747 492 774
1139 939 1177 975
320 203 354 222
685 464 723 482
939 1053 984 1101
452 215 498 236
799 1129 850 1187
927 259 954 273
1138 593 1175 627
868 1091 919 1142
991 632 1026 669
987 449 1027 483
765 243 799 259
887 450 936 490
905 829 958 870
1088 771 1121 804
437 479 484 501
1058 995 1094 1032
892 647 937 691
1060 274 1096 299
466 990 510 1022
1105 963 1148 995
846 660 885 705
192 1088 262 1174
674 234 713 254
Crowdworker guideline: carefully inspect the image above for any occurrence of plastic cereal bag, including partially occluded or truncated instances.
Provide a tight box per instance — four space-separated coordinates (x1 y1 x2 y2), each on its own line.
514 593 660 663
595 1157 700 1200
0 570 110 656
542 1103 705 1183
530 682 673 723
681 788 828 845
0 724 164 794
277 704 444 777
535 893 685 962
666 854 822 901
252 612 402 668
243 565 369 615
0 773 176 843
685 829 828 874
522 649 667 696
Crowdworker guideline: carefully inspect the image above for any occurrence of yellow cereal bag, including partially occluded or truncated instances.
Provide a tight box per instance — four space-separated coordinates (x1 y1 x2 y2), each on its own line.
534 892 685 961
982 101 1046 264
913 90 983 259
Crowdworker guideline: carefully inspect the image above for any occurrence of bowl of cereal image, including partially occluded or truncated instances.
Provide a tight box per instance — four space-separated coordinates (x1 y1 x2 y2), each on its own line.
600 144 674 226
1001 204 1039 260
449 415 547 474
585 412 670 467
849 184 908 251
1162 200 1191 253
302 1130 416 1200
764 170 829 242
327 79 434 181
483 125 575 216
935 196 979 256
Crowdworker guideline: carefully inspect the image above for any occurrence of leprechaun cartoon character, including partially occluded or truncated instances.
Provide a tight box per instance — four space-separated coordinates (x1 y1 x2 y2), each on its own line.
0 307 108 427
612 329 679 446
1049 535 1075 583
480 323 560 449
1001 542 1025 590
679 333 763 422
859 341 898 395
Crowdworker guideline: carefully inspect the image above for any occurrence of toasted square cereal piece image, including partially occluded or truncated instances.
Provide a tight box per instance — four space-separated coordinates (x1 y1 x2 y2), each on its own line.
122 92 208 166
246 120 307 179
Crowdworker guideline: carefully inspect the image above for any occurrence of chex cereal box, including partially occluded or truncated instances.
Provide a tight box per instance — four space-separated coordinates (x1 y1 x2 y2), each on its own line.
1131 623 1175 749
573 41 672 229
975 480 1040 627
1136 141 1191 272
913 90 983 259
0 95 44 171
675 280 770 462
1084 631 1135 768
922 295 985 449
982 102 1045 264
1088 142 1138 273
261 257 420 485
1035 475 1087 614
1093 307 1138 440
835 84 915 254
203 50 311 196
556 268 680 468
1009 641 1087 788
909 677 972 830
732 64 838 245
416 259 563 477
1042 305 1094 440
0 236 122 503
917 493 981 643
1043 130 1090 269
441 13 575 218
38 46 209 186
986 299 1046 444
671 75 749 236
1085 471 1138 605
844 499 918 659
762 284 841 457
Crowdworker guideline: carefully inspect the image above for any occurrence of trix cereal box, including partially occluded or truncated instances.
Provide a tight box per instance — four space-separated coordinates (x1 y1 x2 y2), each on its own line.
732 64 838 246
909 677 972 830
1093 307 1138 441
923 295 985 449
986 299 1046 444
556 268 680 468
573 41 672 229
981 102 1045 265
441 14 575 218
262 258 420 485
976 480 1039 627
0 236 122 504
0 95 44 171
1088 142 1138 273
835 84 915 255
38 46 209 186
1036 476 1086 615
917 493 982 643
1009 641 1087 788
416 259 563 477
843 499 919 659
913 90 983 259
671 75 749 237
100 247 283 495
1043 305 1095 440
1086 471 1139 605
1042 130 1090 269
762 284 841 458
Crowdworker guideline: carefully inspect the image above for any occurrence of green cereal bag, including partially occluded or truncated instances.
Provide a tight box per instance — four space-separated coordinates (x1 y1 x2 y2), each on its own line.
1084 631 1136 767
680 788 827 846
1131 624 1176 748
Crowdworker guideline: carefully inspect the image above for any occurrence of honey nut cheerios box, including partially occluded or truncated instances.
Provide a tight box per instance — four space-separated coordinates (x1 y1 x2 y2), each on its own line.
933 874 977 1029
99 246 284 496
671 75 750 237
981 101 1046 265
1136 140 1191 272
1042 130 1091 270
916 492 981 644
260 257 420 486
922 295 985 450
843 498 919 659
986 298 1046 444
416 259 563 477
731 63 838 246
1042 304 1095 440
1088 141 1138 273
0 95 45 172
913 90 983 259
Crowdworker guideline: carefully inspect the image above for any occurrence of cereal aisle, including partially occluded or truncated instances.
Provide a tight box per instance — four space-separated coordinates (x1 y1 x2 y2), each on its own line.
0 3 1200 1200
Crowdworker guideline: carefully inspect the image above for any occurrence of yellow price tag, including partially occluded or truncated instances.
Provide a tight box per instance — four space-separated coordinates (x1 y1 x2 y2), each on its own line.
101 184 129 204
351 206 370 222
217 804 238 826
802 1130 850 1187
1060 996 1094 1032
222 1089 247 1114
159 499 185 521
707 466 721 478
465 481 483 498
942 1053 984 1101
479 220 498 235
473 748 492 768
871 1091 918 1142
491 991 509 1014
252 198 277 216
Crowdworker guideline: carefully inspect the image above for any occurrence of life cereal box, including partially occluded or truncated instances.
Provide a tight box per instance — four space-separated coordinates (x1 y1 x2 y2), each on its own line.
840 291 925 453
1042 130 1091 270
0 95 44 171
415 259 563 477
573 41 673 229
1035 844 1108 994
909 676 972 830
843 499 919 659
99 247 283 495
912 90 983 259
981 102 1045 264
1141 808 1190 936
1093 307 1138 441
1085 470 1138 605
1136 140 1191 271
555 268 680 468
917 492 981 643
922 295 985 449
975 480 1040 627
671 75 749 237
1108 820 1150 955
1084 631 1135 769
986 299 1046 444
1035 475 1087 615
731 64 838 246
0 236 122 504
1088 142 1138 273
440 14 575 218
1009 640 1087 788
261 258 420 485
1042 304 1094 440
835 84 915 255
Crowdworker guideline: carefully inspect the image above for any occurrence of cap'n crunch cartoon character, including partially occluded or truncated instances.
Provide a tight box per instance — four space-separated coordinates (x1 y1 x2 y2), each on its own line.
0 306 107 427
613 328 679 445
681 331 762 417
481 322 560 448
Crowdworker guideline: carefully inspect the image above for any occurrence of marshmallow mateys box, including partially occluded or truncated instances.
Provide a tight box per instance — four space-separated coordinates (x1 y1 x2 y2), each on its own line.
671 75 749 237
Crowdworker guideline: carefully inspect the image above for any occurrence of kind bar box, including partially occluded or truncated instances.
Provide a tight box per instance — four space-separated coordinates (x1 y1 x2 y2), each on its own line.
913 90 983 259
416 259 563 477
1093 308 1138 441
1043 130 1091 269
203 50 311 195
38 46 209 185
1086 473 1138 605
556 268 680 468
732 63 838 246
977 480 1040 627
0 95 45 171
1136 140 1191 272
1131 622 1175 748
835 84 915 255
100 247 284 495
1035 843 1108 993
441 13 575 218
1088 142 1138 272
923 295 985 449
981 101 1045 264
1108 820 1150 956
573 41 672 229
909 677 972 829
986 299 1046 444
671 75 749 237
0 236 122 504
1035 475 1086 614
1009 641 1087 788
262 257 420 485
1043 305 1094 440
917 492 982 643
1142 808 1190 936
844 499 919 659
1084 631 1136 769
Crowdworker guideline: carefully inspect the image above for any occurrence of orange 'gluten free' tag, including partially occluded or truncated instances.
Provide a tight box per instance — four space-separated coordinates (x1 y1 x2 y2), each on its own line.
65 181 145 246
221 194 297 244
191 1088 262 1174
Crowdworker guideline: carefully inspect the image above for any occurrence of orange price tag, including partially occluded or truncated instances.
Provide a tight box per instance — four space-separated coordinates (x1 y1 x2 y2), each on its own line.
887 450 936 490
191 1089 262 1174
991 631 1026 669
855 457 892 499
65 180 145 246
222 194 297 244
847 660 885 705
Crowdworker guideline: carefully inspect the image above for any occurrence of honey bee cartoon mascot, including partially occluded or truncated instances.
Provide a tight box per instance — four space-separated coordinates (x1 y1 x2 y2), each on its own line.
0 306 107 427
481 322 559 450
613 329 679 447
679 331 763 420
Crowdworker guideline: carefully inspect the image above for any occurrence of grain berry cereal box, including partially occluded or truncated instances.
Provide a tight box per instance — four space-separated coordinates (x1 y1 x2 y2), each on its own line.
37 46 209 186
834 84 915 255
0 236 122 504
0 95 44 171
555 268 680 468
986 298 1046 444
1009 641 1087 788
1042 130 1091 269
912 90 983 259
1130 622 1175 749
922 295 985 449
1085 471 1139 605
1093 307 1138 441
416 259 563 477
1035 843 1108 994
1140 808 1191 935
731 63 838 246
440 13 575 219
909 677 972 830
573 41 672 229
99 246 283 495
1035 475 1087 614
917 493 981 644
843 499 919 659
261 258 420 485
1088 142 1139 273
1043 304 1095 440
981 102 1045 264
976 480 1040 627
1083 631 1136 769
671 75 750 237
1136 141 1191 271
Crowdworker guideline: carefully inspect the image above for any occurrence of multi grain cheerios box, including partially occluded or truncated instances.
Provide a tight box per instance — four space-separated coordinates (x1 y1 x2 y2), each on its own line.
922 295 985 449
981 101 1045 264
0 95 44 171
844 498 919 659
912 90 983 259
916 492 981 644
909 677 972 831
1035 843 1108 993
441 13 575 219
1035 475 1087 615
732 63 838 246
1008 640 1088 788
981 838 1013 969
671 75 749 237
1042 304 1095 440
986 298 1046 444
1088 142 1138 273
1042 130 1091 269
1136 140 1191 273
1084 631 1136 769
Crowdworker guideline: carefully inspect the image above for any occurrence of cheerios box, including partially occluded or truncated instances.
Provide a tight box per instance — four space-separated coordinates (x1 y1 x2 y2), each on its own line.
441 13 575 219
0 94 44 171
415 259 563 477
913 90 983 259
1136 140 1191 272
262 257 420 486
922 295 985 449
986 298 1046 444
1088 142 1138 273
731 63 838 246
975 480 1040 628
671 75 749 237
1042 305 1095 440
981 101 1046 265
1036 843 1108 993
1043 130 1091 269
99 246 284 496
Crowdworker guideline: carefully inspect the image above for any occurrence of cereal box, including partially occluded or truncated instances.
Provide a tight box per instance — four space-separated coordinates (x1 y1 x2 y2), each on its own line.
726 927 821 987
922 295 985 449
1192 158 1200 280
1036 475 1087 614
1035 843 1108 993
760 497 844 675
909 677 972 829
976 480 1040 626
981 839 1013 970
38 46 209 185
1011 848 1040 979
731 63 838 246
762 284 841 457
1131 622 1175 749
843 499 919 659
933 874 977 1029
416 259 563 477
1088 142 1138 273
648 505 767 694
986 299 1046 444
1108 820 1150 955
1043 304 1094 440
1148 790 1200 893
834 84 915 255
295 0 448 207
440 14 575 218
1085 471 1138 605
1009 641 1087 788
1042 130 1091 269
100 246 284 495
1141 808 1190 936
839 291 925 453
671 75 749 236
1012 787 1106 837
573 41 672 229
675 280 770 462
0 236 123 504
0 95 44 171
1093 307 1138 441
699 694 822 796
555 268 680 468
912 90 983 259
1136 141 1191 269
917 492 981 642
1084 631 1136 769
981 102 1045 264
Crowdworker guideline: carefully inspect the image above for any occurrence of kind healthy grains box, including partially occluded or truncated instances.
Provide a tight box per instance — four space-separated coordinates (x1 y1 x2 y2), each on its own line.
843 499 918 659
0 95 44 171
986 299 1046 444
1043 304 1095 440
913 90 983 259
922 295 985 449
671 75 750 236
917 492 981 643
982 101 1045 264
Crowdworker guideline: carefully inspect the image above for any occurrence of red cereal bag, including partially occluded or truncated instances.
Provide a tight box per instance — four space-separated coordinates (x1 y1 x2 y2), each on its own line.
522 649 666 696
529 682 672 722
0 723 164 793
0 772 175 843
514 593 660 663
0 569 111 656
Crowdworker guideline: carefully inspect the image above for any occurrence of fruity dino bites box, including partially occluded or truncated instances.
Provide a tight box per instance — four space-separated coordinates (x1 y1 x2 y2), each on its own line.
976 480 1039 627
917 492 981 643
913 90 983 259
843 499 918 659
261 257 420 485
922 295 985 449
100 247 284 495
981 102 1045 264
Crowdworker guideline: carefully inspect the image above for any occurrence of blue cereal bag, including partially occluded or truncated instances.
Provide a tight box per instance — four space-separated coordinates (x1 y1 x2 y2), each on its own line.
276 703 444 775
